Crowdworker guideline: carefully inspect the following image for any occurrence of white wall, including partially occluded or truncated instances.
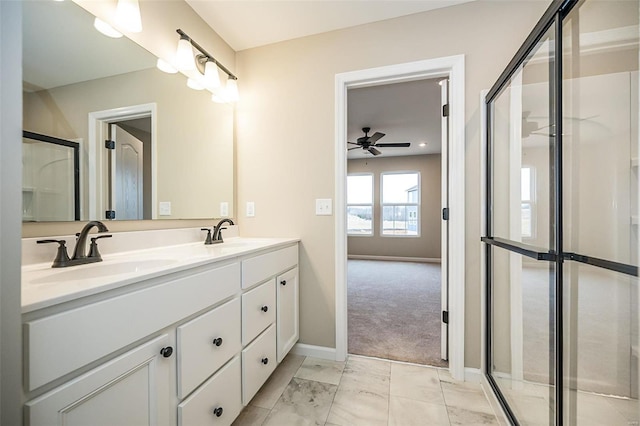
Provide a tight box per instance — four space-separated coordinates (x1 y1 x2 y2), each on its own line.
236 0 551 366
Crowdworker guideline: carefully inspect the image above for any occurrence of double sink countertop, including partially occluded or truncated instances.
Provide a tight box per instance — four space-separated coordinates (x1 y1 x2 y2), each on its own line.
22 235 299 314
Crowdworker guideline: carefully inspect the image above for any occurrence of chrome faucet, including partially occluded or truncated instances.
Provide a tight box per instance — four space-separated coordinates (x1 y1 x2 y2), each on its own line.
37 220 111 268
211 219 235 244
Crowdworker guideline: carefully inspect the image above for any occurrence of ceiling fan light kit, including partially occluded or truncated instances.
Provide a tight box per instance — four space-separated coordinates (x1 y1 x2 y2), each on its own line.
347 126 411 156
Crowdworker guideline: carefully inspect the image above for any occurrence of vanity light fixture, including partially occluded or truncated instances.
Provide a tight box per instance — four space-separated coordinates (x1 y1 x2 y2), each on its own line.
115 0 142 33
94 18 123 38
176 34 196 71
419 142 427 147
225 77 239 103
211 94 225 103
204 59 221 89
156 58 178 74
175 29 239 103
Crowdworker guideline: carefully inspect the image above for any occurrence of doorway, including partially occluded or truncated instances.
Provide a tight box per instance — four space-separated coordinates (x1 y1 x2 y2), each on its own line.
345 78 446 366
88 103 157 221
335 55 466 380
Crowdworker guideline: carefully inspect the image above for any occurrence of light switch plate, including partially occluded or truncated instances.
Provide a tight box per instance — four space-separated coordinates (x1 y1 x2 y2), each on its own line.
220 202 229 217
316 198 332 216
246 201 255 217
159 201 171 216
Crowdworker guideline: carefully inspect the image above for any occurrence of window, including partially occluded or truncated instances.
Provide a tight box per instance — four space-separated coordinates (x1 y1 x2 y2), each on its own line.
521 167 535 238
381 172 420 236
347 174 373 235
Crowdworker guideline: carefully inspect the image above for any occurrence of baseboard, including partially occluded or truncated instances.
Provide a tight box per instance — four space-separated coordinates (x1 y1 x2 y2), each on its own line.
348 255 441 264
465 367 482 383
291 343 337 361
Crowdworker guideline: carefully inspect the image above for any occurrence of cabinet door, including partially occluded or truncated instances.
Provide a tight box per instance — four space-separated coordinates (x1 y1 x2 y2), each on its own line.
277 267 299 362
26 334 172 426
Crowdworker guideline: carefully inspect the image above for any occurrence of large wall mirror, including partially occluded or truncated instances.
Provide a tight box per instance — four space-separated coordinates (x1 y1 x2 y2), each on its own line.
22 0 234 222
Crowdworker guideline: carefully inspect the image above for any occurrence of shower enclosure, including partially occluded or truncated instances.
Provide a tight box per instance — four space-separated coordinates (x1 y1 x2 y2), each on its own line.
483 0 639 424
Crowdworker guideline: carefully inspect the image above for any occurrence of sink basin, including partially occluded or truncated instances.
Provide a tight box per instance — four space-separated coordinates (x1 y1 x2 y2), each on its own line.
30 259 178 285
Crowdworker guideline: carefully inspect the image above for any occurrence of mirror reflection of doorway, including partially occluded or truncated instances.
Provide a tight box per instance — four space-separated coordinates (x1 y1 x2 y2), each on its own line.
107 118 152 220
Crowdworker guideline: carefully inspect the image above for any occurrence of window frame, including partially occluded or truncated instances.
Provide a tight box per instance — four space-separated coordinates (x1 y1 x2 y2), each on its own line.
380 171 421 238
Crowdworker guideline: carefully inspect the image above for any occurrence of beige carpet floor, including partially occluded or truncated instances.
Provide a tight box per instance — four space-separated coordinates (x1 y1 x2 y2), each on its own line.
347 259 447 367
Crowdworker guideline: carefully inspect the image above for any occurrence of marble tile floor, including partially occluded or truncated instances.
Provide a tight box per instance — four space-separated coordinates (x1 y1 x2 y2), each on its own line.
232 354 499 426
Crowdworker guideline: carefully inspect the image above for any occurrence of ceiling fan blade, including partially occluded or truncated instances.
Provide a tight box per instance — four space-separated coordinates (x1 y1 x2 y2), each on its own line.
347 141 360 146
368 147 382 156
367 132 385 144
347 146 361 151
376 143 410 148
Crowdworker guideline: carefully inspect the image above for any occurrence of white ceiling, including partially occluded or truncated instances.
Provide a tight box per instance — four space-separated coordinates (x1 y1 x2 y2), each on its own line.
347 78 443 159
186 0 474 51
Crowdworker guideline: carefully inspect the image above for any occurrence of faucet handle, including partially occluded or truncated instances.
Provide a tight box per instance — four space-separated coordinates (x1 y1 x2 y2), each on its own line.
201 228 213 245
88 235 112 259
37 239 71 268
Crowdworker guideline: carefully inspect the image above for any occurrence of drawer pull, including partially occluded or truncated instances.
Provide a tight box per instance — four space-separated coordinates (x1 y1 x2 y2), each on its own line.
213 407 224 417
261 357 269 365
212 337 223 347
261 305 269 313
160 346 173 358
280 280 287 286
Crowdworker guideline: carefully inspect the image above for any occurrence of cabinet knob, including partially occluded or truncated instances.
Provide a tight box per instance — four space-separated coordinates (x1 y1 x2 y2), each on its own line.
213 407 224 417
261 357 269 365
280 280 287 286
212 337 223 347
160 346 173 358
261 305 269 313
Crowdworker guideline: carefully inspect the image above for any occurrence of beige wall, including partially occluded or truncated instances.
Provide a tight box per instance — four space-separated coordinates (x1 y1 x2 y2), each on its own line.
347 154 441 259
236 1 551 365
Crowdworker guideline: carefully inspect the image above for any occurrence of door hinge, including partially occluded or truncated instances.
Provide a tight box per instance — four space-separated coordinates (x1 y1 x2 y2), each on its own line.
105 210 116 219
105 140 115 150
442 207 449 221
442 104 449 117
442 311 449 324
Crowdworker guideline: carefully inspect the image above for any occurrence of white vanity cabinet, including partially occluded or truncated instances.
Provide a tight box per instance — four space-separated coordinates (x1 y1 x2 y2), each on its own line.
22 240 299 426
26 334 173 426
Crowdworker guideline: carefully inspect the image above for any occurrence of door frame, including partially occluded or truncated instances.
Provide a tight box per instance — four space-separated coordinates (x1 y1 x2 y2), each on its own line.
88 103 157 220
334 55 466 380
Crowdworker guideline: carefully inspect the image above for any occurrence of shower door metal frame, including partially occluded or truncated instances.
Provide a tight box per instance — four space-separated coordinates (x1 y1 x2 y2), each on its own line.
482 0 639 424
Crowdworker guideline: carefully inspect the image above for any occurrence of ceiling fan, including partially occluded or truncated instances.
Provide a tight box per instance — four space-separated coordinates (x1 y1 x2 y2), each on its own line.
347 127 410 156
522 111 597 138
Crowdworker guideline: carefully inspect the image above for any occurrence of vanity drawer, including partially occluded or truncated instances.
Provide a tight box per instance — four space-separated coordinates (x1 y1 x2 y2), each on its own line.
177 297 241 399
178 356 241 426
241 245 298 289
25 262 240 391
241 279 275 345
241 324 277 405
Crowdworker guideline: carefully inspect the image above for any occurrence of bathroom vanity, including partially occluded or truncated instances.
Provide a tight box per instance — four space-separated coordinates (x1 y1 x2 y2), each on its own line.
21 232 299 426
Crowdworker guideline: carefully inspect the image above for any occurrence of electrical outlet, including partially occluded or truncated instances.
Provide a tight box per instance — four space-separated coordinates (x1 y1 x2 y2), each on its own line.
316 199 332 216
246 201 255 217
159 201 171 216
220 202 229 217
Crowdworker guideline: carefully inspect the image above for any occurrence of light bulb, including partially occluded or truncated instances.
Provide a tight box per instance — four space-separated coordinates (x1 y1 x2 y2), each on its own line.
94 18 123 38
156 58 178 74
175 36 195 71
204 60 221 89
225 78 239 102
211 93 225 103
115 0 142 33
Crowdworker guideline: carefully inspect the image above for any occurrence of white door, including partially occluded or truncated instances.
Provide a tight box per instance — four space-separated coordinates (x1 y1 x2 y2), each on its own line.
276 267 299 362
440 79 449 361
111 124 144 220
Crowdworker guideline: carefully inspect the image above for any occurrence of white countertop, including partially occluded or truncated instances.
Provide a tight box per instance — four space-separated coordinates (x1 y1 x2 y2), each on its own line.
22 237 299 313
